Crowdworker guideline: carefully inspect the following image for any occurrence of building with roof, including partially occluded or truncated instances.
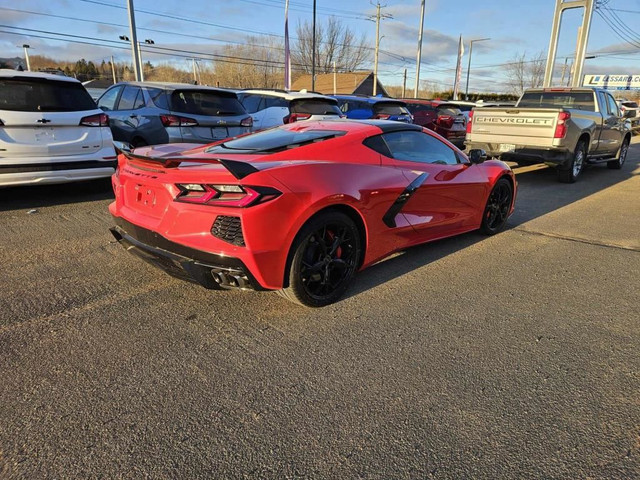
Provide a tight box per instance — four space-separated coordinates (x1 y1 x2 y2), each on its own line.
291 71 389 97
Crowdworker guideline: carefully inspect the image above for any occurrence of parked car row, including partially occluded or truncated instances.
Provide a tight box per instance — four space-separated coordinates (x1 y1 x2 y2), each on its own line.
0 69 633 189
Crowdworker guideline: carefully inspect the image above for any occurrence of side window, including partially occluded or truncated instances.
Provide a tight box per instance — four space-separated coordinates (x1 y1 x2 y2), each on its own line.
116 86 140 110
241 94 264 114
382 130 459 165
147 87 169 110
606 94 619 116
264 96 288 108
97 86 122 111
133 88 146 109
597 91 609 114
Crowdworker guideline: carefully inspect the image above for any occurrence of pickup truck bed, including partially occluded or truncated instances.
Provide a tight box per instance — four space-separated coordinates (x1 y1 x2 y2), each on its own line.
465 88 632 183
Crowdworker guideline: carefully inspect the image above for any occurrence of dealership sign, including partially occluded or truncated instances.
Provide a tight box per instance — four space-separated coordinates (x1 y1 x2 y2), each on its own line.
583 74 640 90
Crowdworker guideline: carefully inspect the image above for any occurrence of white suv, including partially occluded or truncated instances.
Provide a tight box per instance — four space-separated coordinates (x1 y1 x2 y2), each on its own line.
237 89 343 131
0 70 115 187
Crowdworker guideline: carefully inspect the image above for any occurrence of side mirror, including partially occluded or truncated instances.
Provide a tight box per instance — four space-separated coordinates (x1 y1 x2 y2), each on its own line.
113 141 132 154
468 148 487 164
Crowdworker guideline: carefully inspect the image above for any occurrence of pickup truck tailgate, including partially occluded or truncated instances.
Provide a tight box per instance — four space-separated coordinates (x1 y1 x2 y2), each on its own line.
469 108 562 147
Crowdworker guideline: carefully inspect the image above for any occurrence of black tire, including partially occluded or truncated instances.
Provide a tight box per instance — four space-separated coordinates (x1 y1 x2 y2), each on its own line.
480 178 513 235
558 140 586 183
607 137 630 169
279 211 361 307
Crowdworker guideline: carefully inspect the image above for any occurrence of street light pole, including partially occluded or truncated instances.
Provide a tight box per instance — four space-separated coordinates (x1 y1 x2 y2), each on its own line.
137 39 154 82
126 0 142 81
22 44 31 71
464 37 490 101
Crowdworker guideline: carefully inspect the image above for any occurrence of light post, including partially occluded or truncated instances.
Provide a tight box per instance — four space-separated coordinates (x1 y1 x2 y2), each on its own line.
20 44 31 71
119 36 153 81
464 37 490 101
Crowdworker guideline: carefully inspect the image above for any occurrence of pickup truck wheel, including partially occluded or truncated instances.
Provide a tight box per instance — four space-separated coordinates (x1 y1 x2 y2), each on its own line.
607 137 629 170
480 178 512 235
558 140 586 183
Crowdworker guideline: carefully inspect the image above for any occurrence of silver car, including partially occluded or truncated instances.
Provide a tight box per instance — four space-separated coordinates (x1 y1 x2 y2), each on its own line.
97 82 252 147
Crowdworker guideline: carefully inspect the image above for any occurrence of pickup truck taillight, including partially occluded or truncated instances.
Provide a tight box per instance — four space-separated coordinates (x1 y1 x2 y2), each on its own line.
554 112 571 138
466 111 474 134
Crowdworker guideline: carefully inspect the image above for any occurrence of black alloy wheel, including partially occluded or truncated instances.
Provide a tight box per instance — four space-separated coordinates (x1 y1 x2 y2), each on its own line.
280 212 361 307
480 178 513 235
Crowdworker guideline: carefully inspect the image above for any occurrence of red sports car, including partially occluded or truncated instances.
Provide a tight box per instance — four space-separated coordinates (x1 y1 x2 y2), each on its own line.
109 120 516 307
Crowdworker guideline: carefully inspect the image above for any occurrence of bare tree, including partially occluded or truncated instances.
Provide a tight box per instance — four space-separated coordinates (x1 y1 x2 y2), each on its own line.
504 51 546 96
209 36 285 89
292 17 370 74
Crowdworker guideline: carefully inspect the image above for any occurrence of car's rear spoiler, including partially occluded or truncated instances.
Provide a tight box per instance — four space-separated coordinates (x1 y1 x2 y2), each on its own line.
113 141 259 180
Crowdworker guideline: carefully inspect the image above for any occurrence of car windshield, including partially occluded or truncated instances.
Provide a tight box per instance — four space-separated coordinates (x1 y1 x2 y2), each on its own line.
205 128 346 154
170 90 245 116
373 102 410 116
0 77 96 112
290 99 342 115
517 91 595 111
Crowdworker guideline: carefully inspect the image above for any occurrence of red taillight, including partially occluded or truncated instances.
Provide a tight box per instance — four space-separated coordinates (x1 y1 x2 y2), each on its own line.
466 110 474 134
283 113 312 124
160 115 198 127
554 112 571 138
240 116 253 127
175 184 281 207
374 114 391 120
80 113 109 127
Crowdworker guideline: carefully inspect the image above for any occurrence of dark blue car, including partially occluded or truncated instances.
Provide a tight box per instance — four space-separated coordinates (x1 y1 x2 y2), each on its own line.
332 95 413 123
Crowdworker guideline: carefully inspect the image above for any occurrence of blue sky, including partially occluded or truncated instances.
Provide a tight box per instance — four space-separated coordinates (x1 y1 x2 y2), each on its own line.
1 0 639 92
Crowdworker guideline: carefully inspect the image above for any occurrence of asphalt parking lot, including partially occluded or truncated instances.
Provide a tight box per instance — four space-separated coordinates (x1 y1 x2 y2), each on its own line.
1 142 639 479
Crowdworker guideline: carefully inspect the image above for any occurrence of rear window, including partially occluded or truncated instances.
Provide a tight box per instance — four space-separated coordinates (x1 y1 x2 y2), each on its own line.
0 77 96 112
436 104 462 116
405 103 435 114
205 128 345 154
373 102 410 115
622 101 638 108
170 90 245 116
290 99 341 116
517 92 595 111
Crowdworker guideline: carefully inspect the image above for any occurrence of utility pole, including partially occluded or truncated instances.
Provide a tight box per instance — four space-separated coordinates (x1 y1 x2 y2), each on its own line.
192 58 198 84
22 44 31 71
373 2 381 95
110 55 117 83
402 68 407 97
370 2 391 96
333 61 337 94
414 0 425 97
312 0 316 91
126 0 142 81
543 0 594 87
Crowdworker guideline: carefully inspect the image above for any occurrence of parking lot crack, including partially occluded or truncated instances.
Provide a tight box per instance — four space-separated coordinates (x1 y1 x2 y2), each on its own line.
513 227 640 252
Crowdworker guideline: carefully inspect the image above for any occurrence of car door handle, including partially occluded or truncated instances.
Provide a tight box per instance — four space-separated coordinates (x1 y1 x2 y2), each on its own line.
129 114 138 118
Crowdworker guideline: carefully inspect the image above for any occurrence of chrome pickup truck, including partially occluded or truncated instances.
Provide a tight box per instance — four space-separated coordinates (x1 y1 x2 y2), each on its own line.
465 88 633 183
